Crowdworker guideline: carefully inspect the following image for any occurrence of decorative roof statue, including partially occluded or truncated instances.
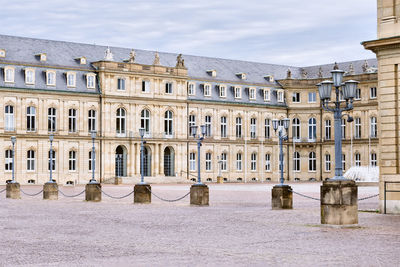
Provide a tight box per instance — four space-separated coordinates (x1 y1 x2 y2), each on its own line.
348 63 355 75
301 68 307 79
333 62 339 70
153 52 160 65
318 67 323 78
128 49 136 63
176 53 185 68
104 46 113 61
286 68 292 79
362 60 369 73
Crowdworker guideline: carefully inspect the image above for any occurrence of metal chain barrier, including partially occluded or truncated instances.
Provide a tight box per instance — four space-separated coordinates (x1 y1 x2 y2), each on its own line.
58 188 86 198
98 186 134 199
146 186 191 202
289 189 320 201
358 194 379 201
0 188 6 194
20 188 44 197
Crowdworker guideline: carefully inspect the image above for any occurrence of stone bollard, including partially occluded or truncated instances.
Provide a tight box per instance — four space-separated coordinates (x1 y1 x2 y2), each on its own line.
85 182 102 202
6 182 20 199
134 184 151 203
190 184 209 205
321 179 358 225
43 182 58 200
217 176 224 184
271 184 293 209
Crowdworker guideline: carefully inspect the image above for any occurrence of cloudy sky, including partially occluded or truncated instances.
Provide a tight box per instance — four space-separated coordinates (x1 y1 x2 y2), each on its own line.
0 0 376 67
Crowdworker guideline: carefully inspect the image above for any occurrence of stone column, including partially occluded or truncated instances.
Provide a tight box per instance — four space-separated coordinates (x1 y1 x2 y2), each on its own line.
6 182 20 199
85 182 101 202
271 185 293 209
43 182 58 200
190 184 209 205
320 180 358 225
134 184 151 203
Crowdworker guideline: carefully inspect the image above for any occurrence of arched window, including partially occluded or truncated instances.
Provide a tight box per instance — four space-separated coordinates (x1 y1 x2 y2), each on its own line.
264 119 271 139
27 150 35 171
88 110 96 132
69 151 76 171
370 117 377 138
27 106 36 132
164 110 173 137
292 118 300 140
293 151 300 172
5 149 12 171
141 109 150 134
48 107 56 132
251 152 257 171
5 105 14 131
325 120 331 140
116 108 126 135
308 118 316 141
308 152 316 171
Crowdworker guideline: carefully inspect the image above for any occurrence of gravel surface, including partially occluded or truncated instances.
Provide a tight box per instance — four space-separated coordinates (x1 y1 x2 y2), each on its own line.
0 183 398 266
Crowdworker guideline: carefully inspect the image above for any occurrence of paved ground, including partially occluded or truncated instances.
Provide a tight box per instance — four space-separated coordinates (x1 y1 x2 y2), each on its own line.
0 182 398 266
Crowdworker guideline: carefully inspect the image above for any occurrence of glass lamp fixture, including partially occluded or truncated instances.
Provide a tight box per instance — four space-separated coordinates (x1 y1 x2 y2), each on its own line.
139 128 145 138
272 119 279 131
318 81 333 101
331 69 345 87
344 80 359 100
283 118 290 129
200 125 207 136
190 125 198 137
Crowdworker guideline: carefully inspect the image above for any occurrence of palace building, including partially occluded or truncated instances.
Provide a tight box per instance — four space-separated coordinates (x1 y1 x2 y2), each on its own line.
0 34 378 185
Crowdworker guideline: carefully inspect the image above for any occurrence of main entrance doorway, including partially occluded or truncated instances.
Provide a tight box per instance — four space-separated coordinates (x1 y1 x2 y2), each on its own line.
115 145 127 177
164 147 175 176
140 146 151 176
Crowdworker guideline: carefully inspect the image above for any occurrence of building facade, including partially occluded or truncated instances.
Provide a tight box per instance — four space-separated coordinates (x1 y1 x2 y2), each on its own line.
0 35 378 185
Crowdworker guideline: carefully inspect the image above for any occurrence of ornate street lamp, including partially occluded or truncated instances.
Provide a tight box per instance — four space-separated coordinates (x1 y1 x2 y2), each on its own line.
49 134 55 183
89 131 97 184
139 128 146 184
10 136 16 183
317 64 358 180
190 124 207 184
272 118 290 185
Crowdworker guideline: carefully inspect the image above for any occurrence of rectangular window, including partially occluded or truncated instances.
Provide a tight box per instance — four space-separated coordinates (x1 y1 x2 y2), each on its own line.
4 67 15 83
142 80 150 92
308 92 316 103
370 153 377 166
265 154 271 171
236 117 242 138
355 88 361 100
189 152 196 171
219 85 226 97
236 153 242 171
165 82 173 94
220 116 227 138
370 87 377 99
48 150 56 171
354 118 361 139
221 153 227 171
118 78 126 91
25 69 35 84
325 154 331 172
205 115 212 136
293 152 300 172
69 151 76 171
277 90 284 103
204 84 211 96
5 150 12 171
265 119 271 139
206 153 212 171
88 110 96 132
68 109 77 133
5 105 14 132
292 92 300 103
189 115 196 130
46 71 56 86
370 117 377 138
27 150 35 171
89 151 94 171
249 88 256 100
251 153 257 171
250 118 257 139
264 89 270 101
87 74 95 89
235 87 241 98
48 108 56 132
188 83 195 95
341 119 346 140
67 72 76 87
355 153 361 167
325 120 331 140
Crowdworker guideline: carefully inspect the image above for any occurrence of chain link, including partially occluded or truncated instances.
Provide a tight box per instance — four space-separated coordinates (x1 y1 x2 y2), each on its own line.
0 188 6 194
289 189 321 201
358 194 379 201
58 189 86 198
98 186 134 199
20 188 44 197
146 186 191 202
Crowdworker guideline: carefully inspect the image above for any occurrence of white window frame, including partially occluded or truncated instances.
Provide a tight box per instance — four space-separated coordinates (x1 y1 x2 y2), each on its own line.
354 117 361 139
219 85 226 98
236 153 242 171
5 105 14 132
204 84 211 96
117 78 126 91
88 109 96 132
370 117 377 138
234 87 242 99
251 152 257 171
355 88 361 100
69 150 77 171
325 154 331 172
165 82 173 94
249 87 256 100
355 153 361 166
341 119 346 140
220 116 227 138
370 153 377 166
236 117 242 138
4 67 15 83
370 87 377 99
189 152 196 171
221 152 227 171
205 115 212 136
265 153 271 172
25 68 35 85
164 110 173 137
308 152 316 172
27 150 35 171
308 117 317 141
68 108 77 133
342 154 346 171
308 92 316 103
325 120 331 140
250 118 257 139
26 106 36 132
277 90 284 103
116 108 126 135
66 72 76 88
205 152 212 171
87 73 96 89
188 83 195 95
292 118 300 140
293 151 300 172
263 88 270 101
48 107 57 132
46 70 56 86
142 80 150 93
265 119 271 139
141 109 151 135
5 149 12 171
48 150 56 171
292 92 300 103
89 151 94 171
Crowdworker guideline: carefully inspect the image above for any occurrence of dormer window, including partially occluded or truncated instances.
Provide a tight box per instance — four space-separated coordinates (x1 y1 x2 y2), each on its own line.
25 68 35 85
236 73 246 80
219 85 226 97
264 75 274 82
36 53 47 62
76 57 87 65
66 72 76 88
204 84 211 96
188 83 195 95
46 70 56 86
277 89 284 103
207 70 217 77
249 87 256 100
4 66 14 83
0 49 5 58
263 88 270 101
234 86 241 98
87 73 96 89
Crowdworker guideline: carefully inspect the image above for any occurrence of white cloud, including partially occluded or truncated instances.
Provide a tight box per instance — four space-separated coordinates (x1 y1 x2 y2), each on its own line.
0 0 377 66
